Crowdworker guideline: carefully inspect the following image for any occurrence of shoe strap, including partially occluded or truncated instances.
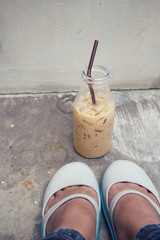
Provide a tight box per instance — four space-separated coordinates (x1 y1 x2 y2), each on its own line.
110 189 160 233
43 193 99 237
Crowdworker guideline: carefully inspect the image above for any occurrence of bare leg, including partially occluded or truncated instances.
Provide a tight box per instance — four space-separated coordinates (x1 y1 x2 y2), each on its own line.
109 183 160 240
44 186 99 240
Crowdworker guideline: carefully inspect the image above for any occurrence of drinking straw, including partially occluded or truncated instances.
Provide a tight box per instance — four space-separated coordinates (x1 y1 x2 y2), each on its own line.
87 40 99 104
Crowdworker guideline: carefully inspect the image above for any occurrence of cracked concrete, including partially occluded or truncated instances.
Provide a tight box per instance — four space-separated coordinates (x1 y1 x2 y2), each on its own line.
0 90 160 240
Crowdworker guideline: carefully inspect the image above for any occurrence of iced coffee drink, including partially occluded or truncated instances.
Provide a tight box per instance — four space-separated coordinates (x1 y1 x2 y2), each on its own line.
73 93 115 158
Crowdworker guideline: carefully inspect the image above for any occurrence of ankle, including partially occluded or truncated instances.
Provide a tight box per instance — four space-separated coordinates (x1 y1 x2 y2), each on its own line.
114 195 160 240
46 198 97 240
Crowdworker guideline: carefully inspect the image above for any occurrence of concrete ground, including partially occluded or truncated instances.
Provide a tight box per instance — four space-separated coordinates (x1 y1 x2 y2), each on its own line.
0 89 160 240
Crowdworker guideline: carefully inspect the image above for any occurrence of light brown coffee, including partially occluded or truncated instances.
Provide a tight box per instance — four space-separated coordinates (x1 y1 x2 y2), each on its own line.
73 93 115 158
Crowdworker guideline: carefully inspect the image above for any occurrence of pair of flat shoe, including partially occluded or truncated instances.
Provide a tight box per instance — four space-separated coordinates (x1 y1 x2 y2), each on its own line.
41 160 160 240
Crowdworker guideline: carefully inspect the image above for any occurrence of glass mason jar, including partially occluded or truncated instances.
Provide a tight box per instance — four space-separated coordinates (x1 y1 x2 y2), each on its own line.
73 65 115 158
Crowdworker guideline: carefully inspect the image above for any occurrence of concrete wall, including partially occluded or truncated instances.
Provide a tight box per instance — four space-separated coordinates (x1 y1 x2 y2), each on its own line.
0 0 160 94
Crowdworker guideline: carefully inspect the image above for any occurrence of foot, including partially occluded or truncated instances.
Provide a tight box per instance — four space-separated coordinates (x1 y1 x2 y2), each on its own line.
44 186 99 240
109 182 160 240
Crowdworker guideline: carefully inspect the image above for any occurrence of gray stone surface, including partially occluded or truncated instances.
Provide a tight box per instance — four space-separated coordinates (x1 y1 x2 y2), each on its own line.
0 90 160 240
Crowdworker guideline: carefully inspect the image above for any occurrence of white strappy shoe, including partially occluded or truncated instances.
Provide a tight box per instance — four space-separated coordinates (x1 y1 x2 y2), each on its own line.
41 162 101 239
101 160 160 240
